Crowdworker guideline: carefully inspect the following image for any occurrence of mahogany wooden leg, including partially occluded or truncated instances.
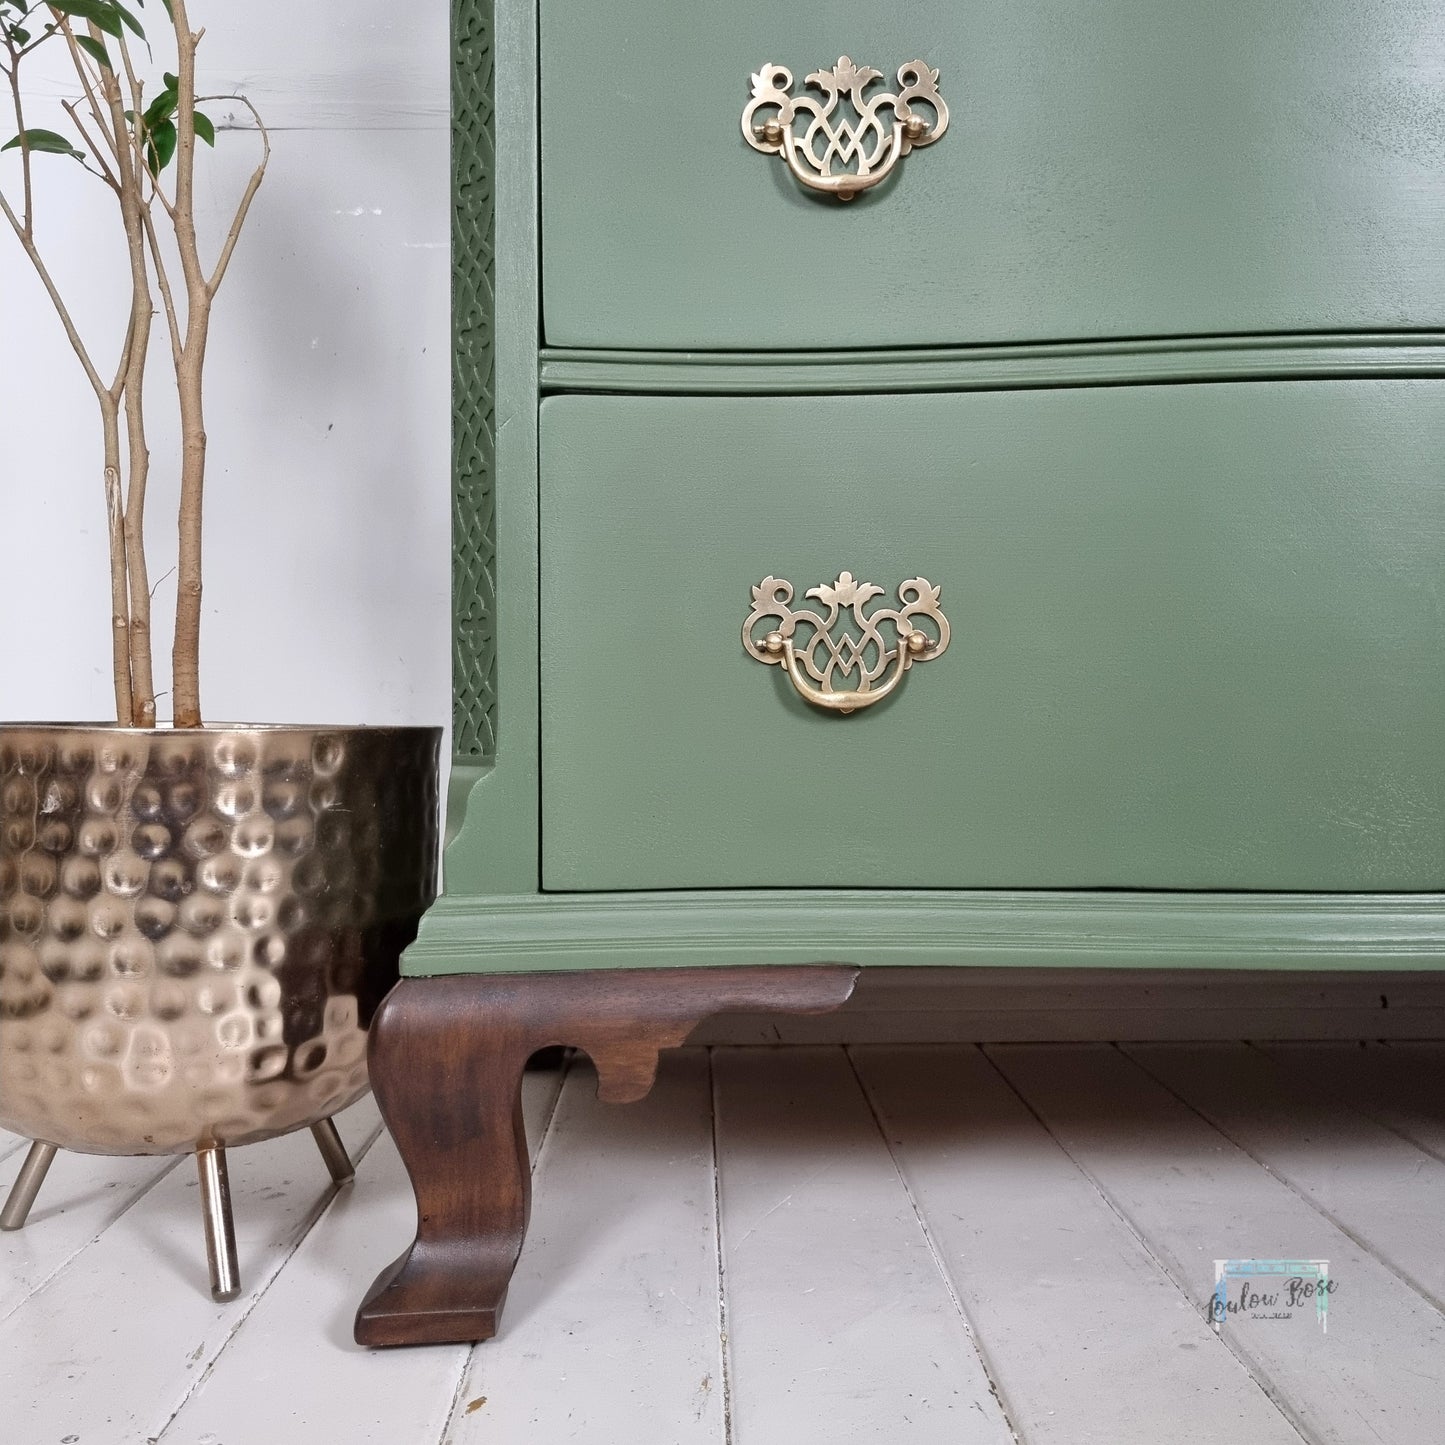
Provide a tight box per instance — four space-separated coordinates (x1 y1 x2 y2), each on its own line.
354 966 856 1347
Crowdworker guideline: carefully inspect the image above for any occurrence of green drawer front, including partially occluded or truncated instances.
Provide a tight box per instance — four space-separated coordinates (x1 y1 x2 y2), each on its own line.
540 385 1445 892
540 0 1445 350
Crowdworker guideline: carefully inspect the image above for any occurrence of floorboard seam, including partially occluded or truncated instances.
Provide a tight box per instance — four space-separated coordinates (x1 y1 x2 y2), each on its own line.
0 1154 183 1328
845 1044 1025 1445
1245 1039 1445 1169
981 1043 1318 1445
436 1343 482 1445
1122 1043 1445 1321
707 1050 736 1445
436 1055 575 1442
149 1116 388 1444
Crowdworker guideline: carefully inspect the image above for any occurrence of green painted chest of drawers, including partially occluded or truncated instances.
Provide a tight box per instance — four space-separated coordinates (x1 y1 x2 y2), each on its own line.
355 0 1445 1346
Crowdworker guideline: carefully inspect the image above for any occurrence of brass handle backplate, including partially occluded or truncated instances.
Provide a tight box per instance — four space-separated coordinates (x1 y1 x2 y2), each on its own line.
743 573 950 714
741 57 949 201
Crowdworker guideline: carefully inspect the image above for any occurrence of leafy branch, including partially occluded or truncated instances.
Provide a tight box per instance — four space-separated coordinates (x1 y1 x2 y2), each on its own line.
0 0 267 726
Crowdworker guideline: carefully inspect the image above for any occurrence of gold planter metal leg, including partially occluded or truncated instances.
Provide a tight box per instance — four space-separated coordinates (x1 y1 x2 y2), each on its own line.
309 1117 355 1185
0 1141 58 1231
196 1145 241 1303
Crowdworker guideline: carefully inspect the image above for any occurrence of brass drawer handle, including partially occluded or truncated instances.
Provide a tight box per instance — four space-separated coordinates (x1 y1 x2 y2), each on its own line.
743 573 950 714
742 57 949 201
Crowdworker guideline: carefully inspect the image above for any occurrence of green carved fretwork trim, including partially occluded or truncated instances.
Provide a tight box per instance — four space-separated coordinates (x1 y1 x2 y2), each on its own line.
451 0 497 759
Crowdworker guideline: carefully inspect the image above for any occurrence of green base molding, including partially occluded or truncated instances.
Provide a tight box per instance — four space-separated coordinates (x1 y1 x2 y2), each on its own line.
402 890 1445 976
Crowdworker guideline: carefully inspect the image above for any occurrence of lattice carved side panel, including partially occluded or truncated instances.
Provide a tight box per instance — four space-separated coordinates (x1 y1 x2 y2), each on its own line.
451 0 496 759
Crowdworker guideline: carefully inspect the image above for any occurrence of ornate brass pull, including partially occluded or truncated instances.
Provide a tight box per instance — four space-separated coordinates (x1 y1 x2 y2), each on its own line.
741 57 949 201
743 573 950 714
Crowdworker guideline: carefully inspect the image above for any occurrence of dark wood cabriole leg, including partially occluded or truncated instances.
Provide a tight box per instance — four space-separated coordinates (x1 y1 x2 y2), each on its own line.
353 966 857 1348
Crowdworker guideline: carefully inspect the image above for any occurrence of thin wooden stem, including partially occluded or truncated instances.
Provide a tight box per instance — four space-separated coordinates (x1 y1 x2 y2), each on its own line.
59 98 121 189
141 206 184 366
103 456 135 725
169 0 215 727
95 29 158 726
3 39 134 723
57 22 119 167
117 30 177 223
2 29 33 240
121 353 156 723
128 36 184 369
0 189 109 400
200 93 269 296
94 93 158 722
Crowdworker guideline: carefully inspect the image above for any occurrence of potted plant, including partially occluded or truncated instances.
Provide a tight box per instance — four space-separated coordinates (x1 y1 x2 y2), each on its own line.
0 0 439 1301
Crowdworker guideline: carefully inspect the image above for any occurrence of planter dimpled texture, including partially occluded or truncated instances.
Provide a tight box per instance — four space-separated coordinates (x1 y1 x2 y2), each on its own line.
0 724 438 1154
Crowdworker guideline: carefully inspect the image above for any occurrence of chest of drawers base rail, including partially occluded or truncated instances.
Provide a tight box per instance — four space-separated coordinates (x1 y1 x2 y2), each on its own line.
355 0 1445 1346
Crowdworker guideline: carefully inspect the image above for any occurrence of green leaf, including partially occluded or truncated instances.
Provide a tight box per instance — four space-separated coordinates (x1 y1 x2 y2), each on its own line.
74 32 110 67
191 109 213 145
142 88 175 127
162 70 177 90
110 0 143 37
48 1 123 39
144 115 175 173
11 25 31 43
1 126 85 159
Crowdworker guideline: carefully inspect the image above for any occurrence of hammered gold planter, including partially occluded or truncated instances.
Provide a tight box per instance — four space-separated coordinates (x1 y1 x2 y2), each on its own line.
0 723 439 1298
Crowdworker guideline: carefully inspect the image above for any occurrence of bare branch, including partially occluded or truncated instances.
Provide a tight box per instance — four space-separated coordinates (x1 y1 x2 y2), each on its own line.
169 0 205 301
4 0 269 728
123 315 157 725
60 98 120 189
115 26 177 224
104 461 135 725
55 19 120 165
90 21 160 724
2 25 33 239
12 12 64 63
144 165 178 221
141 203 183 365
115 26 145 113
107 288 138 396
0 187 109 400
201 93 268 296
167 0 208 727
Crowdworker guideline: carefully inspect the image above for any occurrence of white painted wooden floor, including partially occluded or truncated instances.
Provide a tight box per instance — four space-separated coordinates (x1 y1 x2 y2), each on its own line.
3 1042 1445 1445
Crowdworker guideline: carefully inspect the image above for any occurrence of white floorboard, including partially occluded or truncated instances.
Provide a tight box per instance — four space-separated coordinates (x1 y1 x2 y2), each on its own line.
0 1096 382 1444
158 1069 567 1445
447 1053 724 1443
1125 1042 1445 1313
0 1145 178 1324
1260 1041 1445 1161
714 1047 1014 1445
852 1045 1300 1445
995 1043 1445 1445
5 1044 1445 1445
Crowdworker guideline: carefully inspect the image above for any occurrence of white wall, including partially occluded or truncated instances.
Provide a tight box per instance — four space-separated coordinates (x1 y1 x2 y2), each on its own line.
0 3 452 733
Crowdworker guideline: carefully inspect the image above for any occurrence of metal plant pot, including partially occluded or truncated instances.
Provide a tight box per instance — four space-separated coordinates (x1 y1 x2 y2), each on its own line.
0 723 439 1299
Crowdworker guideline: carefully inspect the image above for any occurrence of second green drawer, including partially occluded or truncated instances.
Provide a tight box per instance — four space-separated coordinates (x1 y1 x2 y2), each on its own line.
539 385 1445 892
